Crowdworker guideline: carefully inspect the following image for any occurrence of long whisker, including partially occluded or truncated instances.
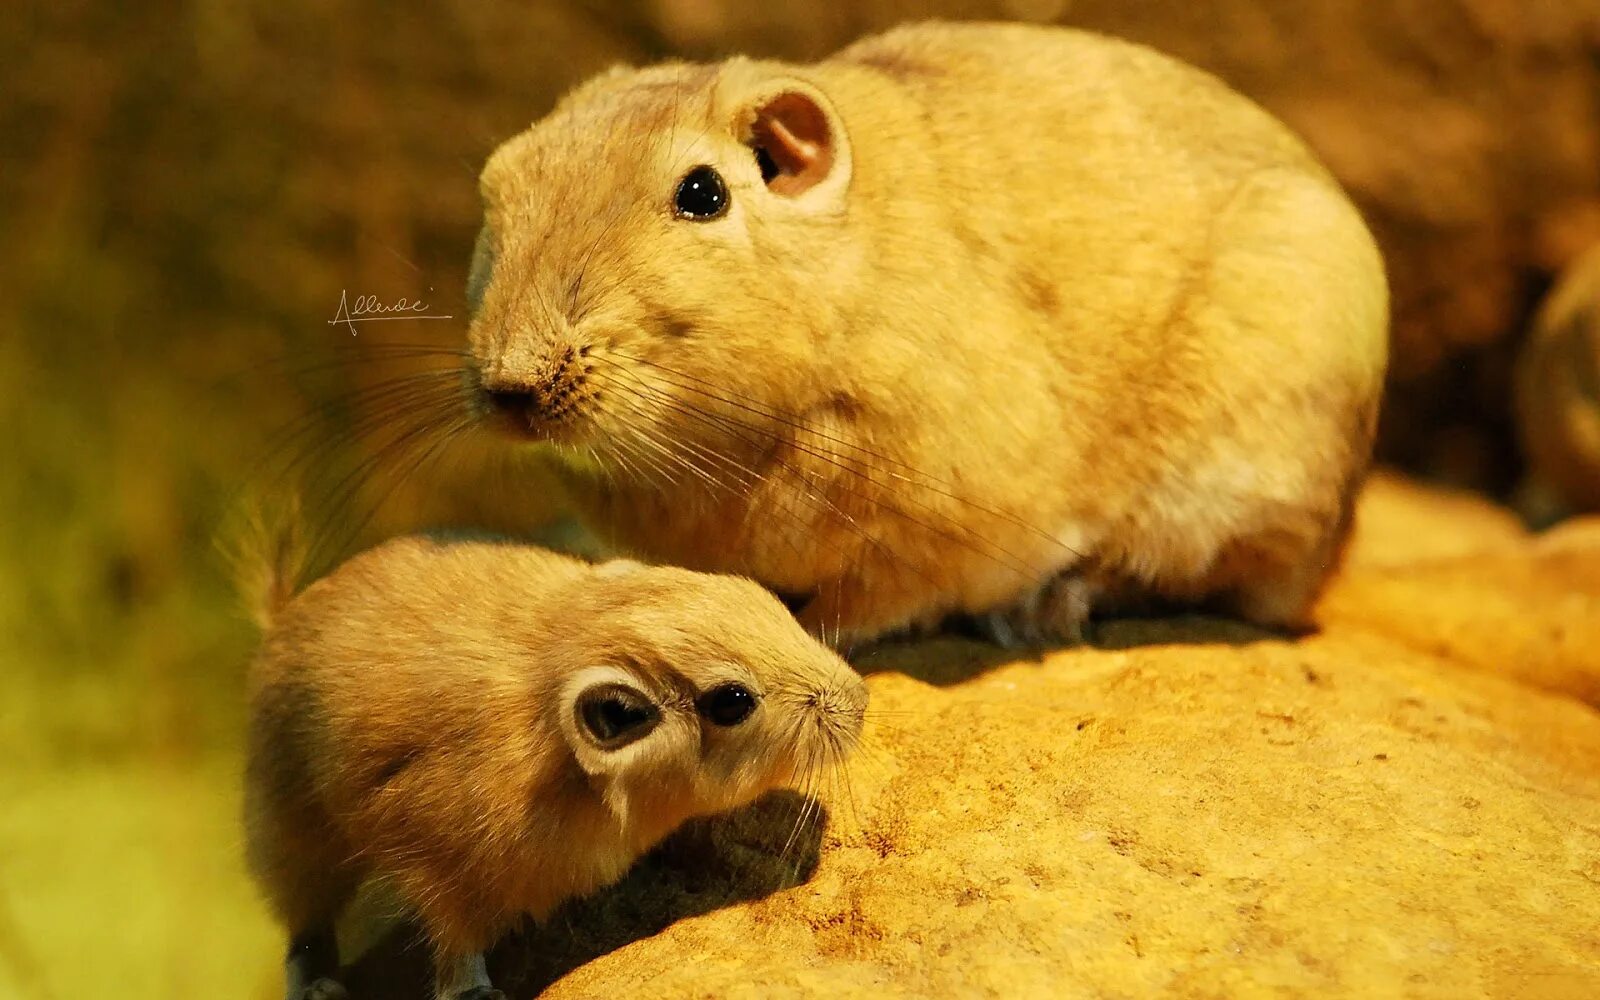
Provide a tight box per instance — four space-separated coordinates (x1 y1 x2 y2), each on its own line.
591 368 1037 592
216 342 473 390
254 367 470 470
269 383 472 512
604 350 1083 561
591 360 1055 584
591 372 947 601
295 412 474 582
243 353 477 586
313 415 478 573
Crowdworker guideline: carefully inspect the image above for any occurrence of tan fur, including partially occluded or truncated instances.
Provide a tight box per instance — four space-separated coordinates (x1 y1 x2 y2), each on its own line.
468 21 1389 645
244 535 865 996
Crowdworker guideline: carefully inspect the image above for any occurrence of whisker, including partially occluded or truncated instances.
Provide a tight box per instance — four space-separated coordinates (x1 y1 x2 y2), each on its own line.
603 350 1082 562
253 369 471 474
590 361 1052 586
603 387 943 615
593 374 877 585
590 370 1000 603
294 415 473 582
216 342 473 389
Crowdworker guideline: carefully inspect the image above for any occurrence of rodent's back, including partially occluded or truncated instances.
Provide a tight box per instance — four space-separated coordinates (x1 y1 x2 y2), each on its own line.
821 21 1386 618
244 537 597 938
837 22 1319 175
249 535 586 782
819 21 1379 385
252 536 582 684
830 22 1325 260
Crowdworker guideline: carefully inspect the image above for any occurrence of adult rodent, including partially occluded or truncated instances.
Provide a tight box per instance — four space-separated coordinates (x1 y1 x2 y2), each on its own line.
244 534 865 1000
464 21 1389 646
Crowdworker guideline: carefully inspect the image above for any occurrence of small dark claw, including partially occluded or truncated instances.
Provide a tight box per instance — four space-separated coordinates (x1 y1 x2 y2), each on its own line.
299 979 350 1000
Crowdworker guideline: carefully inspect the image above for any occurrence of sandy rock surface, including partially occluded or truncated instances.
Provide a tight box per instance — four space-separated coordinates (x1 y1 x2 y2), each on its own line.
340 475 1600 997
537 477 1599 999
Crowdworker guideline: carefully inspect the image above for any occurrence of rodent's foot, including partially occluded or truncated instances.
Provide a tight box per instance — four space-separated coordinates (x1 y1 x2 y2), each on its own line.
980 573 1094 648
298 979 350 1000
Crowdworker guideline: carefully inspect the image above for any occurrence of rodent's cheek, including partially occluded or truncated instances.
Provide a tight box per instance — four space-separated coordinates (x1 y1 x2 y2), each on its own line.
463 291 512 359
465 225 497 319
674 197 756 255
748 728 806 793
698 732 778 803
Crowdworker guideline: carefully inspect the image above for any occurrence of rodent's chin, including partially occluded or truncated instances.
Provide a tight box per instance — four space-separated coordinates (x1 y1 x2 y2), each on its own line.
481 403 597 452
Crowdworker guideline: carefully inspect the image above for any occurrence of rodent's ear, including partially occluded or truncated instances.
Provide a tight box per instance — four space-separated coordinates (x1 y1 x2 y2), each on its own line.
749 90 837 197
720 69 850 202
573 679 661 752
559 665 675 782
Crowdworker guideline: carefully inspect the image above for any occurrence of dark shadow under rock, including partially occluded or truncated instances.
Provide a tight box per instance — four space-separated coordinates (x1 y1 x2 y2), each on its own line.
338 790 827 998
854 613 1279 686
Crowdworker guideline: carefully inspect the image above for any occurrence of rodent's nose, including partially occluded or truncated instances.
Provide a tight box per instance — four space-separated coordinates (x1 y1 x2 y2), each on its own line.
479 349 586 434
485 387 537 420
815 671 869 730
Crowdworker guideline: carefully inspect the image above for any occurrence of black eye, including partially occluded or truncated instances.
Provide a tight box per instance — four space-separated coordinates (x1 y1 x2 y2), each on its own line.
577 683 661 749
674 165 728 221
696 682 758 727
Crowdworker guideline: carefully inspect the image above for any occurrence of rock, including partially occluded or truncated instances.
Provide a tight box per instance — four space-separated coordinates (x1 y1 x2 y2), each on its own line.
511 475 1600 998
1322 476 1600 705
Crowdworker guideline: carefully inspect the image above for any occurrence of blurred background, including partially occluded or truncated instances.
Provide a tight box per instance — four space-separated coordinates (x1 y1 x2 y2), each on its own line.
2 1 1598 996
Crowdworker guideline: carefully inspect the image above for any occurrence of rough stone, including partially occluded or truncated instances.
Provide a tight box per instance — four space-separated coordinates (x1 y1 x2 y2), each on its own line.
339 474 1600 997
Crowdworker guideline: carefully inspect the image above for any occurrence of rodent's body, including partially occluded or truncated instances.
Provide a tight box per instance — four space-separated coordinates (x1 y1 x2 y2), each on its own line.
246 536 864 999
468 22 1388 645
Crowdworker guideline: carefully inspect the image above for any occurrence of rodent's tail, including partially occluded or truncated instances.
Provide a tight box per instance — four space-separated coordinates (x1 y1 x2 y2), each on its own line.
221 494 307 630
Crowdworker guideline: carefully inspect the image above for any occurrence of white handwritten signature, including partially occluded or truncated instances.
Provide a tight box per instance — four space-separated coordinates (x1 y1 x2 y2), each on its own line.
328 288 453 335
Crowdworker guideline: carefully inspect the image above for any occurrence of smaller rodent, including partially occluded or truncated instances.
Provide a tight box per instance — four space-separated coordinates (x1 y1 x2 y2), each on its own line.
244 534 866 1000
1515 242 1600 523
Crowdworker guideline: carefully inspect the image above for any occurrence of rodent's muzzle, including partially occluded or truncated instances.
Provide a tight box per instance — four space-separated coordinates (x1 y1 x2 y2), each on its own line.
479 346 590 440
804 672 869 750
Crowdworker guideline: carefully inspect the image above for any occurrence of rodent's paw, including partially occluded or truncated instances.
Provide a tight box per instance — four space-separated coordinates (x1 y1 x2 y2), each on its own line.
979 573 1094 648
299 979 349 1000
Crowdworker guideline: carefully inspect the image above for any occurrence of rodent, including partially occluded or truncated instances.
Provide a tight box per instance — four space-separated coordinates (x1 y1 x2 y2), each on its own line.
243 534 866 1000
462 20 1389 647
1515 241 1600 523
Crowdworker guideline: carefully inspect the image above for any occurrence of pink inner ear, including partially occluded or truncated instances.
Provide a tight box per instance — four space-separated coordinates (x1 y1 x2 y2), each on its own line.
751 92 834 196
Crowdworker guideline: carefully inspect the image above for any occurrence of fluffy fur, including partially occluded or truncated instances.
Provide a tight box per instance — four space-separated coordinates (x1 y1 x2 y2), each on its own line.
467 21 1389 645
245 536 865 999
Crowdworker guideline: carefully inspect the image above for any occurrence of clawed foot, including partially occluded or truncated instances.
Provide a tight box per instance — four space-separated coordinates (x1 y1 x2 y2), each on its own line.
298 978 349 1000
978 573 1095 648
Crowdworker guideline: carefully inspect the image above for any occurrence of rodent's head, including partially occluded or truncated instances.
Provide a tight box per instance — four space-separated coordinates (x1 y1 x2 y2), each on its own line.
465 59 860 461
548 559 865 843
